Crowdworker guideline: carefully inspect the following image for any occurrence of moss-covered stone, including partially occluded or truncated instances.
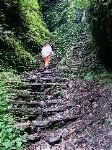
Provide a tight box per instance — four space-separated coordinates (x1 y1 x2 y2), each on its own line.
0 24 35 70
0 0 51 70
18 0 51 46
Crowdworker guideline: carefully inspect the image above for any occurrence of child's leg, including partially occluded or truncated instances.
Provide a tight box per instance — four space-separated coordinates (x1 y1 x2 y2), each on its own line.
44 55 51 67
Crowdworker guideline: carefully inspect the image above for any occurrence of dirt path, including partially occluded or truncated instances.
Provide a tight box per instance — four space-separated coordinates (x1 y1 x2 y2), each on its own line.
9 64 112 150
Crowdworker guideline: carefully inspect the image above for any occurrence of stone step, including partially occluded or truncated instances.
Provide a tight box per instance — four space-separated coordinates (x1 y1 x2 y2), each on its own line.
10 99 76 110
39 77 68 82
22 74 64 83
10 102 75 117
9 107 42 117
27 83 68 90
42 106 67 114
10 99 62 106
28 133 41 143
32 112 79 129
10 100 46 107
15 122 31 130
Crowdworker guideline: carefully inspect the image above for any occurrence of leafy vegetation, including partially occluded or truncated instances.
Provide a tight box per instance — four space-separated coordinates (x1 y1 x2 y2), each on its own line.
18 0 51 46
0 0 52 148
0 71 27 150
0 27 35 71
41 0 90 58
0 0 51 70
0 0 112 149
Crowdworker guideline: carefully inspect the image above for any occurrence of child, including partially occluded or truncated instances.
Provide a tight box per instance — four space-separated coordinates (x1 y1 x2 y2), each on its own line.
41 43 54 68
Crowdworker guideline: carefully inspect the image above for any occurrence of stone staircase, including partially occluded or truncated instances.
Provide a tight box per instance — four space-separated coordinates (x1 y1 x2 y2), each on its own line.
8 66 112 150
9 68 77 149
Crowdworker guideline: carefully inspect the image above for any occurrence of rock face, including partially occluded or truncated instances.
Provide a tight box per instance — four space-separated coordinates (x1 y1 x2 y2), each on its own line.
89 0 112 68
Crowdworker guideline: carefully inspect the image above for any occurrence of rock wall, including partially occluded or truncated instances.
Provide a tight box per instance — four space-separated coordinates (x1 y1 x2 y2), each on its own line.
89 0 112 67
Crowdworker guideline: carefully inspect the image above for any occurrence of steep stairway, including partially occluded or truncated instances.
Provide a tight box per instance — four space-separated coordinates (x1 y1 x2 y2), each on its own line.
58 32 98 76
9 66 112 150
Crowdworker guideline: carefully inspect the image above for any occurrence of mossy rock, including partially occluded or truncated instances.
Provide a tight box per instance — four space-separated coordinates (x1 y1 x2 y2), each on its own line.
0 0 52 70
18 0 51 46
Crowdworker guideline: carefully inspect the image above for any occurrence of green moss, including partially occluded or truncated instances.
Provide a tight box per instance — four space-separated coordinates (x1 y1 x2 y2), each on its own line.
67 0 90 21
0 23 36 70
41 0 68 31
18 0 51 45
41 0 90 57
0 0 52 70
6 35 34 61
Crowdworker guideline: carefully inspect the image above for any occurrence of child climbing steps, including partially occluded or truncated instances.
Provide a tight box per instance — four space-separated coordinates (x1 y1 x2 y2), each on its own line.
41 43 54 68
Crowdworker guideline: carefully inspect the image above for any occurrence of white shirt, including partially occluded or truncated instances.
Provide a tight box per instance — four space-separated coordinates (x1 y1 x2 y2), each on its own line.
41 44 54 58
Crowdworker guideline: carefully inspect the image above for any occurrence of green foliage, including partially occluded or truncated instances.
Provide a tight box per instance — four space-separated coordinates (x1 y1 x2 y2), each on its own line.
0 24 36 70
75 0 90 8
42 0 90 58
0 0 51 70
67 0 90 21
107 118 112 126
41 0 68 31
18 0 51 45
0 72 27 150
53 22 89 56
84 72 94 80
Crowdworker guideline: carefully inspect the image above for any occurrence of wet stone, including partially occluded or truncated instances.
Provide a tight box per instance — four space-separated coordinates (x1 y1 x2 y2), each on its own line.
33 120 49 128
15 122 30 130
28 134 40 142
45 135 62 145
28 75 37 82
42 107 65 113
66 101 76 107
